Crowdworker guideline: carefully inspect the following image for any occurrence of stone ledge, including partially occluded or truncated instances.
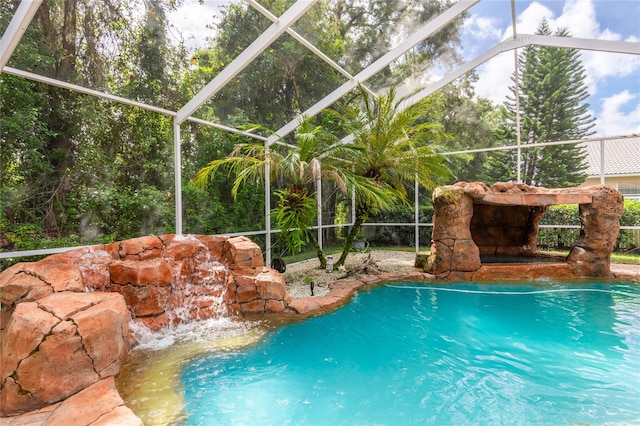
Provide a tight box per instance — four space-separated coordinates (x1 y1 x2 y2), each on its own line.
479 193 593 206
0 378 142 426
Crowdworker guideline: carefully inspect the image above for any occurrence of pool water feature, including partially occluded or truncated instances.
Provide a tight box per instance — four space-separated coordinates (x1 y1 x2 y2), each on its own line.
181 282 640 425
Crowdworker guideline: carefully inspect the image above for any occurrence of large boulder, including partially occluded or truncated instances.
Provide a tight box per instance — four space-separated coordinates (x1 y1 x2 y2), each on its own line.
0 292 129 416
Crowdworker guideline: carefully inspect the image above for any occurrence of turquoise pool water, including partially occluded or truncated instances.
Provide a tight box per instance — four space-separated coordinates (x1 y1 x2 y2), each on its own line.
181 282 640 425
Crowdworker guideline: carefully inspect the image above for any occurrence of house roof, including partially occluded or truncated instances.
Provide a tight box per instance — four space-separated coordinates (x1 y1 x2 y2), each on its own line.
581 136 640 177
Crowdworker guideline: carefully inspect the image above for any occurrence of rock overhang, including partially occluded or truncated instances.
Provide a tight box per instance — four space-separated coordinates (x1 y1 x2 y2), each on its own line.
425 182 624 280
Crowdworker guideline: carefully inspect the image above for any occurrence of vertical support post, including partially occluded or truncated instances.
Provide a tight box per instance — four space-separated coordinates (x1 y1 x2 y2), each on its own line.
265 146 272 266
173 120 182 235
511 0 523 183
317 177 323 249
414 176 419 253
599 139 605 185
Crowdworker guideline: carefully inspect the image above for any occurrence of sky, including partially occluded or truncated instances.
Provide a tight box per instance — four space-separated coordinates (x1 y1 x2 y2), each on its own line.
169 0 640 137
462 0 640 137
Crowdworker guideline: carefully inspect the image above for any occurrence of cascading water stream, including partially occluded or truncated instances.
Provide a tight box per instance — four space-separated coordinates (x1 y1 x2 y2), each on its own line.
162 235 232 327
104 235 268 425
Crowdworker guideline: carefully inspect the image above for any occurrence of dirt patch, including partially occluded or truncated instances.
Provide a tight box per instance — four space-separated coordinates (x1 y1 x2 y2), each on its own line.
282 250 418 298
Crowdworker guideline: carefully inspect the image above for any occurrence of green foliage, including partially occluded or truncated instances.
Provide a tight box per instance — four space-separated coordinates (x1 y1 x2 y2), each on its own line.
2 0 467 263
618 200 640 252
0 0 189 255
330 85 452 265
538 204 580 249
73 184 174 242
421 78 502 183
537 201 640 252
366 204 434 247
200 0 463 128
333 202 350 240
272 188 318 255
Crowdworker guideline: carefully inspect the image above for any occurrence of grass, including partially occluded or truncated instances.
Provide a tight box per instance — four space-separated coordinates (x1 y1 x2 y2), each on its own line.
541 249 640 265
611 252 640 265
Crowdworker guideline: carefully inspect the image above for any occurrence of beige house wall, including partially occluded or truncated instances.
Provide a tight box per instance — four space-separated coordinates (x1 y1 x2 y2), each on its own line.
580 175 640 200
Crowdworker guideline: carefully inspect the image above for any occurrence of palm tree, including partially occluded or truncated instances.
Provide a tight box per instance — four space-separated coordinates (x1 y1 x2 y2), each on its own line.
192 115 365 268
331 85 452 267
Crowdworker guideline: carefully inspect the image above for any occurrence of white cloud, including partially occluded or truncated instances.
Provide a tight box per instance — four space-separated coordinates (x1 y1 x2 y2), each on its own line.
597 90 640 136
466 15 502 42
554 0 599 38
582 51 640 96
501 1 554 38
474 52 514 105
473 1 560 105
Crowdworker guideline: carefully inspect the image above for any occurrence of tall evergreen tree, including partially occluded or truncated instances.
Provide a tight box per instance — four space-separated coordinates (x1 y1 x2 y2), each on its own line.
485 19 595 187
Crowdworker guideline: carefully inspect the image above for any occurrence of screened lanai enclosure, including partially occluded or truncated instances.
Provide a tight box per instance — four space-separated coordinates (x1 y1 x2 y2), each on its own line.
1 0 639 266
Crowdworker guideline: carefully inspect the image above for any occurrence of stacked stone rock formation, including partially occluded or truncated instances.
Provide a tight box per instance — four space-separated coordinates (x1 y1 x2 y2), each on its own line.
424 182 624 280
0 234 289 421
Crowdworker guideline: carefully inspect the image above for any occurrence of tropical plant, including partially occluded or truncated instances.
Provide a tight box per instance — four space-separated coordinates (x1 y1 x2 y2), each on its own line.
192 115 367 268
330 85 452 267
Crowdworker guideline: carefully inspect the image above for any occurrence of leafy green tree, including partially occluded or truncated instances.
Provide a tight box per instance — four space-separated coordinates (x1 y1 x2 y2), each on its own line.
485 19 595 187
329 0 463 87
1 0 189 248
181 122 266 235
67 0 189 241
0 0 136 240
330 86 452 267
420 75 503 183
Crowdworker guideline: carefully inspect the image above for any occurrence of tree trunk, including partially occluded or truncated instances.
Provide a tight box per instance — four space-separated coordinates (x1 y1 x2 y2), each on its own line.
335 214 365 267
306 230 327 269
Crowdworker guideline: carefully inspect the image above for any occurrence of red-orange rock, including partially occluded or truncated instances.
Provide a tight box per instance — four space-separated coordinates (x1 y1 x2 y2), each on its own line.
427 182 622 279
240 299 266 315
0 291 129 416
111 283 170 317
109 258 173 286
254 268 287 300
265 299 286 313
287 297 322 315
451 239 481 272
118 235 163 259
71 294 129 376
222 236 264 269
165 236 203 261
236 281 258 303
0 233 302 422
27 262 85 293
0 302 59 386
472 263 574 281
0 267 52 306
75 250 113 290
45 378 143 426
196 235 227 259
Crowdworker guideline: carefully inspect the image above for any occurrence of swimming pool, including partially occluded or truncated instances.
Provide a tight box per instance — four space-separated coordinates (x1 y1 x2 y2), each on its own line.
181 282 640 425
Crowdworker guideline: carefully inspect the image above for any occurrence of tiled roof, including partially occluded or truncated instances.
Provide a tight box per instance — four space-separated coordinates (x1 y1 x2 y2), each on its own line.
580 136 640 177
